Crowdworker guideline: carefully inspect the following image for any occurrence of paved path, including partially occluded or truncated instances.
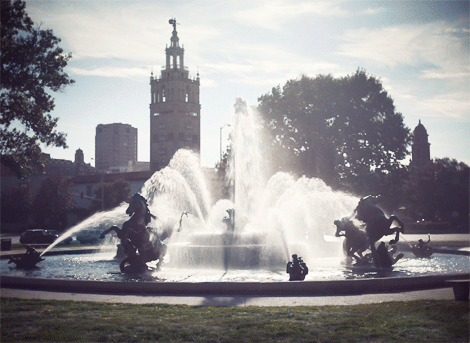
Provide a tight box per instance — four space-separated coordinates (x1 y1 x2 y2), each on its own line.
1 287 456 307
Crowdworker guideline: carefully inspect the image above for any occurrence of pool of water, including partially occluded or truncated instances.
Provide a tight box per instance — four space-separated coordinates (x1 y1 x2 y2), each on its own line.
1 251 468 282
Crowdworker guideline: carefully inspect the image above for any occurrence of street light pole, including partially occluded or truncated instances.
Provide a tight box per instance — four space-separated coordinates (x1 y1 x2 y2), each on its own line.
220 124 231 161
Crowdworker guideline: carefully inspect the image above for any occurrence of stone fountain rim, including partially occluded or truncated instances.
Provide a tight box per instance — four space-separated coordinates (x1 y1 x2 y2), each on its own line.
1 273 468 296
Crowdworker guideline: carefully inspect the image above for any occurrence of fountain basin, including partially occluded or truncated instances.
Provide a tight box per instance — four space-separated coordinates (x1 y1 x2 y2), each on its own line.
1 248 468 295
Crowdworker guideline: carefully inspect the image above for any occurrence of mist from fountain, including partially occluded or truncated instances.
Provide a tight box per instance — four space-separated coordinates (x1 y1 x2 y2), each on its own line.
43 97 359 270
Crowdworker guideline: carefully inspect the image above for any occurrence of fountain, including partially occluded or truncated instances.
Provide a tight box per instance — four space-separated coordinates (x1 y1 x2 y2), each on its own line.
1 98 468 295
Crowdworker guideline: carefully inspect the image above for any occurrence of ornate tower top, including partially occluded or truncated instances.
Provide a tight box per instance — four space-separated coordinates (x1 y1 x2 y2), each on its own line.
165 18 184 71
169 18 179 48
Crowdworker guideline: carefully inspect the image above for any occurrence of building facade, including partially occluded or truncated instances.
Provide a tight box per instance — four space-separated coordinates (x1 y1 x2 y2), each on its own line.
149 19 201 172
410 120 431 168
95 123 138 172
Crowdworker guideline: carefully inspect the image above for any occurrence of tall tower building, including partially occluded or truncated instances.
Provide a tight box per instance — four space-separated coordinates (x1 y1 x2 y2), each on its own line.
150 19 201 171
410 120 431 168
95 123 138 172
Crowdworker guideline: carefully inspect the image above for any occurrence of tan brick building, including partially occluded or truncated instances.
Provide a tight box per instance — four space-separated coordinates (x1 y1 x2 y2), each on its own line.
95 123 138 172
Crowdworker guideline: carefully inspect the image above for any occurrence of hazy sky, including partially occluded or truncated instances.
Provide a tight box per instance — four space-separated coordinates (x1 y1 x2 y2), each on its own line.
24 0 469 168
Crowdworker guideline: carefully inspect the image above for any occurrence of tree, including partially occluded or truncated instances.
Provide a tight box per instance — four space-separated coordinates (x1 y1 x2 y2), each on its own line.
1 0 74 178
1 183 33 224
404 158 469 227
32 175 75 230
91 179 131 211
257 69 411 192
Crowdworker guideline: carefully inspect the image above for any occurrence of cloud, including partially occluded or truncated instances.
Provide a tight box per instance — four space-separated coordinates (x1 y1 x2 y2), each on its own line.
416 91 470 120
359 7 386 16
26 1 170 61
200 78 218 88
338 22 469 82
70 66 149 79
399 91 470 121
233 0 348 31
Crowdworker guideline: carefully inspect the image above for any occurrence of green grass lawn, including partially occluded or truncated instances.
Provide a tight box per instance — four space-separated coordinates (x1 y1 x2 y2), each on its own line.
1 298 468 342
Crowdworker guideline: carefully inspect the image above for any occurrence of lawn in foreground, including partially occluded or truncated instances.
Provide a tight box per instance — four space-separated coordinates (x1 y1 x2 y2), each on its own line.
1 298 468 342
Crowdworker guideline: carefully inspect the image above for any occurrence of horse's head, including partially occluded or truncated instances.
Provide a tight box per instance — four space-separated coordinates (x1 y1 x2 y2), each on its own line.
334 218 349 237
334 217 361 237
357 195 380 208
355 195 382 221
126 193 146 216
126 193 155 225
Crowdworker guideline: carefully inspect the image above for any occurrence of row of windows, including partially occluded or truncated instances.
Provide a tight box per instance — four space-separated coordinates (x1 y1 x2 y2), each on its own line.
153 111 198 117
152 133 199 142
151 87 197 104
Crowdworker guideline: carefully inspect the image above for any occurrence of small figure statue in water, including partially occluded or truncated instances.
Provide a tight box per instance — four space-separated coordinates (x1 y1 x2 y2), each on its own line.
412 234 433 257
286 254 309 281
8 245 44 268
373 242 404 268
223 208 235 232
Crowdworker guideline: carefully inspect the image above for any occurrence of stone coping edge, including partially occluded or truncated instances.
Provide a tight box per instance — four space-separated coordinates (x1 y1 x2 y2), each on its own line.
1 273 469 296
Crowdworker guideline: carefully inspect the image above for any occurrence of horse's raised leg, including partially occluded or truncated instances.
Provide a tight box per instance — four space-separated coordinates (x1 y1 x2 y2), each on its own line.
388 215 404 244
100 225 121 239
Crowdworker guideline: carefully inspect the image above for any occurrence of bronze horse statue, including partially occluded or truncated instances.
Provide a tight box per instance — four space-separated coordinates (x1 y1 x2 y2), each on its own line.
353 195 404 254
101 193 169 272
334 217 369 264
8 245 44 268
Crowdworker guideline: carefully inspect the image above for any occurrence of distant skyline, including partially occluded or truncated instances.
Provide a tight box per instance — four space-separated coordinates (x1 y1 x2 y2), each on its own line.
24 0 469 168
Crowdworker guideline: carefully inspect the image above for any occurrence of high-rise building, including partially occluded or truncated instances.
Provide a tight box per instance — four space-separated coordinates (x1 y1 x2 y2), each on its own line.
410 120 431 168
149 19 201 172
95 123 138 172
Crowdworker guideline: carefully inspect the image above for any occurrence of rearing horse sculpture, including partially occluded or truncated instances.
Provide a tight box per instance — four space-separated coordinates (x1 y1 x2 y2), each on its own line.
353 195 405 253
101 193 167 272
334 217 369 263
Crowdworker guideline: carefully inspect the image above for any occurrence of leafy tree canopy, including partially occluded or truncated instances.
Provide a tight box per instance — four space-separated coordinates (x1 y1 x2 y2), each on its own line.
1 0 74 178
1 183 33 224
32 175 75 230
257 69 411 191
92 179 131 212
404 158 469 226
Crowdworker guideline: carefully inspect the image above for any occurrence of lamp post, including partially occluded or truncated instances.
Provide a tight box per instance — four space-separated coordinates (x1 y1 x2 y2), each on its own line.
91 158 104 211
220 124 231 161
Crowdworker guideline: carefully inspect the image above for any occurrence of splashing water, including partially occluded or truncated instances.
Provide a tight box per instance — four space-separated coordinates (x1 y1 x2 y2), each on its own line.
44 97 359 269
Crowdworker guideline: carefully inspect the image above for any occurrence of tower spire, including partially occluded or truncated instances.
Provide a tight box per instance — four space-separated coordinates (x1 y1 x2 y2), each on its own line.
169 18 179 48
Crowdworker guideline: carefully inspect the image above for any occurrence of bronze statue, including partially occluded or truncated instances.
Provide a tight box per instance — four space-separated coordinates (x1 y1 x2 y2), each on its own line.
353 195 404 254
373 242 404 268
100 193 169 273
286 254 308 281
8 245 44 268
334 195 405 268
412 234 433 257
334 217 369 264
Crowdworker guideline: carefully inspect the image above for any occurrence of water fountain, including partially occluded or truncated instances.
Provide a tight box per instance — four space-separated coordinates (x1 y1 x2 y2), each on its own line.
1 98 468 294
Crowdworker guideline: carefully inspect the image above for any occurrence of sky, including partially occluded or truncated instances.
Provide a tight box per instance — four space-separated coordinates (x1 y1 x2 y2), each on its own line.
24 0 469 168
